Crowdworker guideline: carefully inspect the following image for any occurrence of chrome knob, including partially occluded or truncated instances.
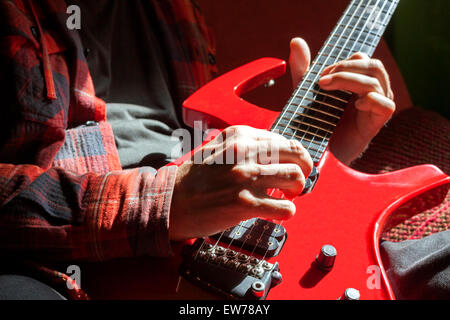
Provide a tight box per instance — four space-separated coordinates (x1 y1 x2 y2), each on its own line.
342 288 360 300
316 244 337 271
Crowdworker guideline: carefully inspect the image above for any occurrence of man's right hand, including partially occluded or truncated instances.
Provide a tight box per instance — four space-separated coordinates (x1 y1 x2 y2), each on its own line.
169 125 313 241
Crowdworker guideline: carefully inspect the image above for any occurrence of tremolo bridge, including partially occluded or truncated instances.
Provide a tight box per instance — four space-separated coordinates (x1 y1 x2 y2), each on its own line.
179 218 286 299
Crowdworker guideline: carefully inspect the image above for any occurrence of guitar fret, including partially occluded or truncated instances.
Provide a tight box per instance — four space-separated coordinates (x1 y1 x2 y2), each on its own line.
302 144 324 158
326 43 354 53
307 70 321 76
317 52 340 60
286 102 341 120
291 94 346 112
283 116 333 135
285 123 330 141
310 89 349 103
301 95 345 112
330 34 377 48
335 23 387 36
297 113 337 128
313 61 326 67
297 135 324 146
344 7 391 17
299 78 353 96
337 27 380 41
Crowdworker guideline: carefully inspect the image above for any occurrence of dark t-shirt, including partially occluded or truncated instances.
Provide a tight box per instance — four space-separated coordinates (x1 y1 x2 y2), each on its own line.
73 0 183 169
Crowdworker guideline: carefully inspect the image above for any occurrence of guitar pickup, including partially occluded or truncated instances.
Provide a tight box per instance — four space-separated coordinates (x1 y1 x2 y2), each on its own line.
179 239 283 300
209 218 287 258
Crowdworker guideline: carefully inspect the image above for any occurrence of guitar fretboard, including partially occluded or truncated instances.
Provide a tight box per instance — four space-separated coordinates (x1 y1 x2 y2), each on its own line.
271 0 400 163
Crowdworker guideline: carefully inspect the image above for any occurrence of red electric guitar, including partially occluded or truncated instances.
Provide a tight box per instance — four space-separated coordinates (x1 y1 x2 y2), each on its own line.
82 0 450 300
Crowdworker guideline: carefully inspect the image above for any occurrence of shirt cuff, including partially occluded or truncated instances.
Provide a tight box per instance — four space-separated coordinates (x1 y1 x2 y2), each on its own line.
134 165 177 257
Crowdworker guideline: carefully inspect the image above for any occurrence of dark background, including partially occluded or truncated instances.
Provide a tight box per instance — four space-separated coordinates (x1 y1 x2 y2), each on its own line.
384 0 449 119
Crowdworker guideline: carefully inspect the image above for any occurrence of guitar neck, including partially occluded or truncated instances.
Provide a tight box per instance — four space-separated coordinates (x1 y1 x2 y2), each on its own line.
271 0 400 163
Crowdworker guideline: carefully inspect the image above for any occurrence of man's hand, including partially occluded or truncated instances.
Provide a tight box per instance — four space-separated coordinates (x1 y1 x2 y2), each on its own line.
169 126 313 241
289 38 396 164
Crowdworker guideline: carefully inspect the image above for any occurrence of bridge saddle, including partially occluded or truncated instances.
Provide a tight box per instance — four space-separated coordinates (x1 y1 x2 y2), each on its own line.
179 219 285 299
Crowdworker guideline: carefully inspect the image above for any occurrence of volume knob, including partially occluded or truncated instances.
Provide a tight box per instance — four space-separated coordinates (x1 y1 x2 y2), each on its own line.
343 288 360 300
315 244 337 271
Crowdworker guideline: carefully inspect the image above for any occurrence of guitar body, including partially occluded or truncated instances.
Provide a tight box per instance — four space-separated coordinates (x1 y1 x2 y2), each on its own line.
82 58 449 300
180 58 450 300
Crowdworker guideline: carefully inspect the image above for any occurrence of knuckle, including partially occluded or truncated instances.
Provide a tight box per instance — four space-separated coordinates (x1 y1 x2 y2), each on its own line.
224 125 247 137
388 89 395 100
289 139 305 155
358 52 370 60
351 52 367 60
231 164 261 182
306 159 314 175
278 201 296 218
230 164 249 181
368 59 383 71
332 62 344 73
288 164 304 182
369 77 383 93
228 137 247 153
385 100 396 116
236 189 256 207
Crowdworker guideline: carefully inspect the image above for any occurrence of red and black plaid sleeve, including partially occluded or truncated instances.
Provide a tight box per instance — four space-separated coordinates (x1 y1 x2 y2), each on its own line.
0 163 177 261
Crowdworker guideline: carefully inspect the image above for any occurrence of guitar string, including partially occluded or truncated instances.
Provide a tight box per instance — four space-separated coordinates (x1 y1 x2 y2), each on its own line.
255 0 397 267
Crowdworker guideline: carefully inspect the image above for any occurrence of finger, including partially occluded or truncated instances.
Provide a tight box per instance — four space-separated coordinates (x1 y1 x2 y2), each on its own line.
289 37 311 88
218 128 313 178
251 138 313 178
277 139 313 177
219 125 287 144
321 59 391 97
238 189 296 220
232 163 306 197
349 52 370 60
355 91 396 119
321 52 370 76
318 71 385 96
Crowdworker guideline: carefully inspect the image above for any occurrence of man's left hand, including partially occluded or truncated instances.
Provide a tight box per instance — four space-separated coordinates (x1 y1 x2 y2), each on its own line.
289 37 396 164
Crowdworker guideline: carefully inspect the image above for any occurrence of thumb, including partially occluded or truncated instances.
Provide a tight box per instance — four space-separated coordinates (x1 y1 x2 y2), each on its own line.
289 37 311 88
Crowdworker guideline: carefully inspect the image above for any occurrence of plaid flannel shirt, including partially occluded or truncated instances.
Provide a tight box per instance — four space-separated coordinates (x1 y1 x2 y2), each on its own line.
0 0 217 266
